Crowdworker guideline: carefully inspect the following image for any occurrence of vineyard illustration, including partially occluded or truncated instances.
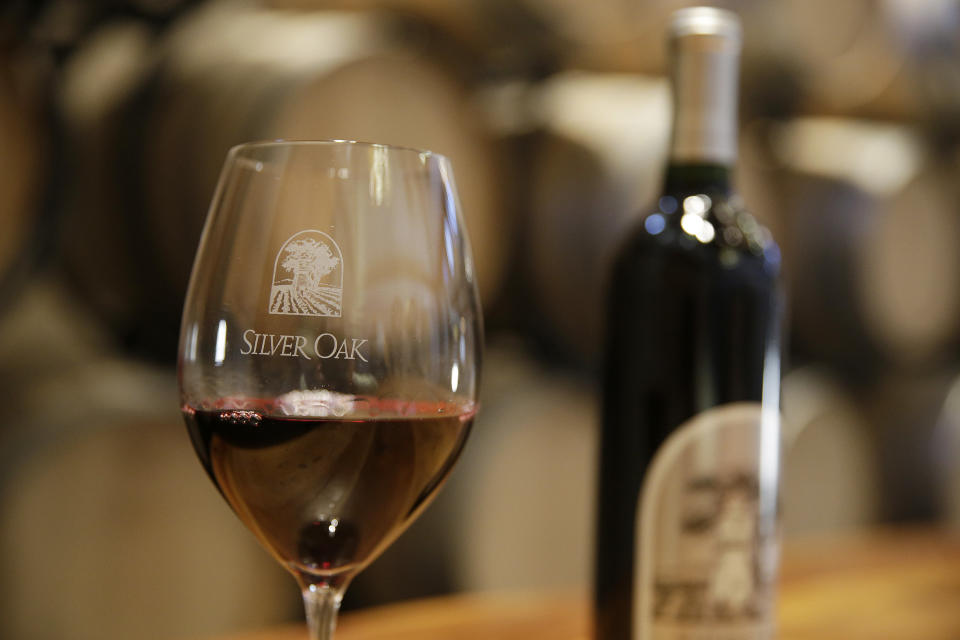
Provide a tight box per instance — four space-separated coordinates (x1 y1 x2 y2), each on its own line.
269 230 343 317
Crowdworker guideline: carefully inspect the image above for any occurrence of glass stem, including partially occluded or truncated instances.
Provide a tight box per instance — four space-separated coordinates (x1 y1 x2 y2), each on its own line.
302 583 344 640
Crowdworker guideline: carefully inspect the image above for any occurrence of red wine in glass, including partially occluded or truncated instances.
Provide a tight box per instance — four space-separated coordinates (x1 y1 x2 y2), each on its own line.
184 399 474 581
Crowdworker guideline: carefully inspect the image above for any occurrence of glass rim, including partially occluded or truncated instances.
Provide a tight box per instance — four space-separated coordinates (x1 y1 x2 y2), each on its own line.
228 139 450 163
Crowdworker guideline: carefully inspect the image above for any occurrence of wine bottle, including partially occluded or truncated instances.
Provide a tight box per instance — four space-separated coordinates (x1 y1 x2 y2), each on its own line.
594 7 782 640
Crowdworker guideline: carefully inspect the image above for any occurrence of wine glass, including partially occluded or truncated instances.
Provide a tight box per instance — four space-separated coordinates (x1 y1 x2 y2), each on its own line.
178 140 481 639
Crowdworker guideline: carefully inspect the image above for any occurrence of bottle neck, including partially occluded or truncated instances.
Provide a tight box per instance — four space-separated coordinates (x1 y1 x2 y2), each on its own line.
662 162 733 197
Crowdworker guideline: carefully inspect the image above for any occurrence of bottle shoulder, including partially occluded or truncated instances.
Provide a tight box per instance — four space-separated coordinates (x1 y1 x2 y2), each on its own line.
615 192 780 281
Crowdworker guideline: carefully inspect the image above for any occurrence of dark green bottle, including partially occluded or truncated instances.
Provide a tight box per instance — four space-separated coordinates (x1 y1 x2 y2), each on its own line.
594 8 782 640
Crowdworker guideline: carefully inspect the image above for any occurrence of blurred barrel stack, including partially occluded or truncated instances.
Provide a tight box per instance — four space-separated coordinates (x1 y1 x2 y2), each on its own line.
0 47 45 310
3 0 960 639
56 1 508 359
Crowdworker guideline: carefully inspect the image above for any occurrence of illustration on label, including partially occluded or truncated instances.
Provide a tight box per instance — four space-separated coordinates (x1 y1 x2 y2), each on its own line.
269 230 343 317
635 403 780 640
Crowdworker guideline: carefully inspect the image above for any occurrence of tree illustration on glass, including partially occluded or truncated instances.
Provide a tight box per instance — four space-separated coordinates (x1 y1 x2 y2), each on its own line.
269 231 343 317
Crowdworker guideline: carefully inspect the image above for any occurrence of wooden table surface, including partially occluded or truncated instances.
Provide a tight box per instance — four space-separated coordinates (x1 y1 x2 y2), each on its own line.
215 528 960 640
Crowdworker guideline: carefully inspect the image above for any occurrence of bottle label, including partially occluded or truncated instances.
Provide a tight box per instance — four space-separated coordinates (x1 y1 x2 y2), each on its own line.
634 402 780 640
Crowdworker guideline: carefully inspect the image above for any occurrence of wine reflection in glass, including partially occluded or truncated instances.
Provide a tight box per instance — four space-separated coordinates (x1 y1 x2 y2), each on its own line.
178 141 482 639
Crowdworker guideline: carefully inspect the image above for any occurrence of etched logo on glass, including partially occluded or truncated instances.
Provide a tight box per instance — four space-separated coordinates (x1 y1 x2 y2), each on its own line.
269 230 343 317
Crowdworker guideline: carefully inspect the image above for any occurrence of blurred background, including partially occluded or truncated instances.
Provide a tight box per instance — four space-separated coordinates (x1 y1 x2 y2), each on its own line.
2 0 960 638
